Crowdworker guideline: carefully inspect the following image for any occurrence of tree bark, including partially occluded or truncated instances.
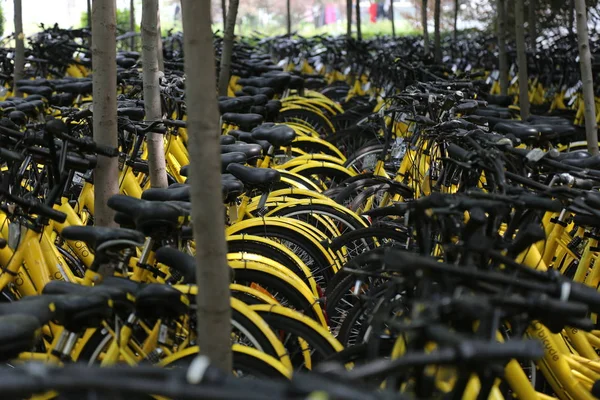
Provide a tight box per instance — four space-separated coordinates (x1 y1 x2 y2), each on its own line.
156 8 164 72
13 0 24 97
346 0 352 38
497 0 509 95
390 0 395 37
528 0 536 52
130 0 135 50
453 0 459 42
355 0 361 40
218 0 239 96
434 0 441 62
142 0 168 188
92 0 119 227
575 0 599 154
221 0 227 32
422 0 430 54
181 0 233 372
286 0 291 36
515 0 530 120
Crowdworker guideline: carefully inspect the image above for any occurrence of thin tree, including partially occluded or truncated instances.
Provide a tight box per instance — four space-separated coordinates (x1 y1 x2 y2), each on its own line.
528 0 536 52
453 0 459 42
497 0 509 95
130 0 135 50
13 0 24 97
181 0 233 372
218 0 239 96
390 0 395 38
92 0 119 227
515 0 530 119
355 0 362 40
286 0 292 36
422 0 430 54
434 0 441 62
347 0 352 38
222 0 226 32
575 0 599 154
346 0 352 38
87 0 92 29
142 0 168 188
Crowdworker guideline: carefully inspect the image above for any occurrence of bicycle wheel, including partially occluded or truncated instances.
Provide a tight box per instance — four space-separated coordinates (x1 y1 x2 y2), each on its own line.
251 304 343 371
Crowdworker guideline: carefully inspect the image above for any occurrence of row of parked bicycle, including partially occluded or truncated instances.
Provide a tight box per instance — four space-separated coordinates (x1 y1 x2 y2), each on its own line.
0 25 600 399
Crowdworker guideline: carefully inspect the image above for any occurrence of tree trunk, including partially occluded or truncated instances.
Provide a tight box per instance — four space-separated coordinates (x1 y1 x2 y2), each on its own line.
181 0 233 372
218 0 239 96
156 9 164 72
13 0 24 97
355 0 361 40
286 0 291 36
453 0 459 42
390 0 395 37
92 0 119 227
497 0 509 95
87 0 92 29
142 0 168 188
575 0 599 155
221 0 226 32
130 0 135 50
422 0 430 54
346 0 352 38
434 0 441 62
515 0 530 120
528 0 536 52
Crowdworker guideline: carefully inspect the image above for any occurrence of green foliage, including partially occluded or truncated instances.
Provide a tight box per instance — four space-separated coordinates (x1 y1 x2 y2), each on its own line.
80 8 139 33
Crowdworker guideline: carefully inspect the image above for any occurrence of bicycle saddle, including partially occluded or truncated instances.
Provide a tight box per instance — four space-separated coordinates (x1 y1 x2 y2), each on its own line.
107 195 191 237
179 152 247 178
481 94 513 107
0 297 56 325
222 175 245 203
573 213 600 229
229 130 271 152
117 107 145 121
219 98 248 114
226 163 281 192
251 94 269 106
493 122 538 140
155 247 196 284
473 108 512 119
116 56 136 69
18 86 53 98
526 115 572 126
240 86 275 99
561 154 600 169
50 93 75 107
54 81 93 95
32 294 112 331
43 281 133 315
221 113 264 131
251 123 296 147
135 284 189 319
61 226 145 252
221 143 263 162
220 135 236 145
16 78 49 87
0 315 40 361
238 74 291 92
548 151 590 161
142 185 191 202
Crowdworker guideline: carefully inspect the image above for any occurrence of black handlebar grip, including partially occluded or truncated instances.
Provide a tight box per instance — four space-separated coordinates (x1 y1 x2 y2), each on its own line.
71 108 93 120
573 178 595 190
565 281 600 315
94 144 120 158
0 148 24 163
515 194 563 212
30 202 67 223
362 203 409 218
446 143 471 162
163 119 187 128
533 294 588 318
